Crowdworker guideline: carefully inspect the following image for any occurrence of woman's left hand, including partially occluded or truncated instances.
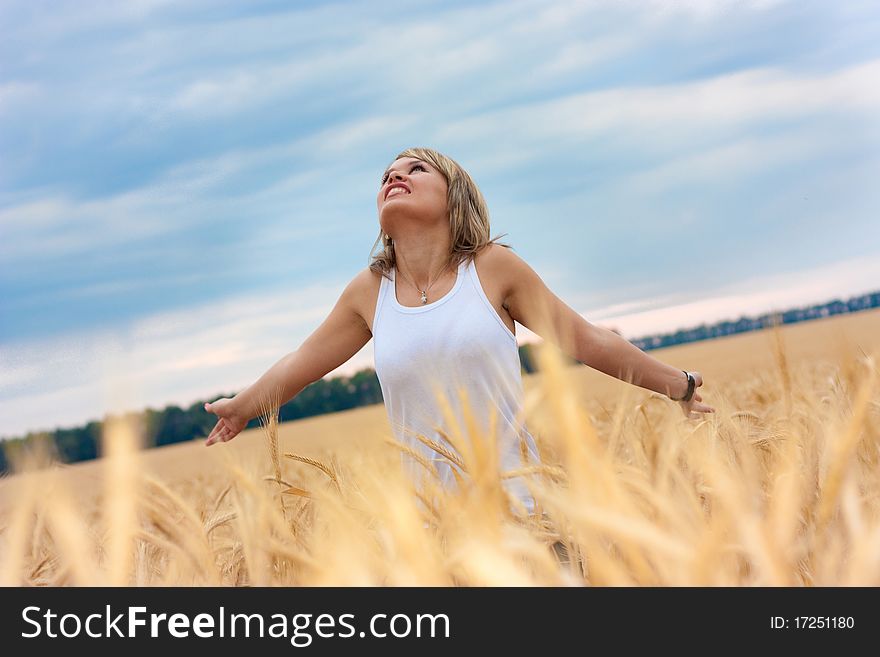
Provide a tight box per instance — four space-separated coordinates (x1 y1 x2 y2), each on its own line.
679 371 716 419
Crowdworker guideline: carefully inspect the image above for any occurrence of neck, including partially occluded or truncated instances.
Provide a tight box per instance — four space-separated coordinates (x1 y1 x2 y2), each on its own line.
392 227 452 286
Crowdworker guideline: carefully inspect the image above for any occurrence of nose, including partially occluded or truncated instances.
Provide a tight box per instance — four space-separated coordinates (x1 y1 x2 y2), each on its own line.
382 170 407 199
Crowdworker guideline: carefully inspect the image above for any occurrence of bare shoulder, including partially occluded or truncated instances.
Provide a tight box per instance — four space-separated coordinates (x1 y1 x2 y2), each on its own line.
476 242 532 273
348 265 383 293
475 243 539 309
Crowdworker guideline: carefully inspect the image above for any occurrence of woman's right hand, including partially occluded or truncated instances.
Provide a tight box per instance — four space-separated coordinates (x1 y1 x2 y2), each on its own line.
677 371 715 419
204 398 249 446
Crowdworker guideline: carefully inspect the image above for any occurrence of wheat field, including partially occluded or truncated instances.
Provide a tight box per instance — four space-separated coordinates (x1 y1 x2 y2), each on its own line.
1 309 878 586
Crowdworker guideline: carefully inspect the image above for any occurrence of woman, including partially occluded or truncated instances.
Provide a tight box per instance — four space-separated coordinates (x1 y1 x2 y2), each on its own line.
203 147 715 504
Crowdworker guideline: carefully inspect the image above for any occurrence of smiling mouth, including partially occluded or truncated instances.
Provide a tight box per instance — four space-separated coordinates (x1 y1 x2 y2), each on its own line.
385 187 410 200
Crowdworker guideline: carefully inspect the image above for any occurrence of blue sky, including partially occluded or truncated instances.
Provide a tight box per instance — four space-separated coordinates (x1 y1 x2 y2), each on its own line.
2 0 879 437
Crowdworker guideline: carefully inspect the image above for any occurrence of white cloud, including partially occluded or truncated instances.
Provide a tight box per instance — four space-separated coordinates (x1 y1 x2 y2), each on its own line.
0 274 364 437
7 3 866 268
433 59 880 150
0 80 41 116
534 34 638 77
0 116 396 262
587 253 880 338
85 0 790 126
0 0 184 43
618 130 848 196
637 0 788 22
168 61 316 118
0 189 187 261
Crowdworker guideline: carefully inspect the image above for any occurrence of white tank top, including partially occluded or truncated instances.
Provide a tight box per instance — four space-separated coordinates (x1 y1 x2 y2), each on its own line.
372 255 539 510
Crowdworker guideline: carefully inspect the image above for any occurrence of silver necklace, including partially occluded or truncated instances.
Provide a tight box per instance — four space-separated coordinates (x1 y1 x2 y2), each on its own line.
397 250 452 304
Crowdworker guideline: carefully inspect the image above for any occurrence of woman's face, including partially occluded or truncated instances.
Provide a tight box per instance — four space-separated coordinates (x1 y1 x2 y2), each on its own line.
376 156 449 232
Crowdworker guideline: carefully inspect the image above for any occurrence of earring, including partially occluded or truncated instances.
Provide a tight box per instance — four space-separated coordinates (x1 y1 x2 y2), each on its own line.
384 234 390 240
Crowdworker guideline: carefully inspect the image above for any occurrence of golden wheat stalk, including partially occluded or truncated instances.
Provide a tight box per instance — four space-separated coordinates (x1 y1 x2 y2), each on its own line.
257 388 283 484
102 414 141 586
816 361 877 530
283 452 339 486
412 431 466 472
383 437 440 478
501 464 567 480
262 474 295 487
205 512 237 535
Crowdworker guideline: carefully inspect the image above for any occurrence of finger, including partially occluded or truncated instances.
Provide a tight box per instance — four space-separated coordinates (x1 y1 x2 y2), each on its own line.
204 402 213 414
206 420 224 445
693 371 703 387
206 427 222 446
694 392 702 402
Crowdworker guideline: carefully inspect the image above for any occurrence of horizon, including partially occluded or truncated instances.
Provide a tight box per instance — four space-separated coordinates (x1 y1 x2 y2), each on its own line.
3 286 876 441
2 1 879 437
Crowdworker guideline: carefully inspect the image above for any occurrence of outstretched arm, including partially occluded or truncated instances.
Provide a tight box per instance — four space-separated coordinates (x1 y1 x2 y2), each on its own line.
493 246 715 417
204 269 374 445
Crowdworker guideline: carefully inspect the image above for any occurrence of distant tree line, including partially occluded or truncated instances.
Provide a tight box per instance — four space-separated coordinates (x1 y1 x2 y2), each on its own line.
628 290 880 352
0 368 386 474
2 290 877 474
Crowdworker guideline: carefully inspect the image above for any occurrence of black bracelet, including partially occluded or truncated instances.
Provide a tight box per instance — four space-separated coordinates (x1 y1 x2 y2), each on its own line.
672 370 696 402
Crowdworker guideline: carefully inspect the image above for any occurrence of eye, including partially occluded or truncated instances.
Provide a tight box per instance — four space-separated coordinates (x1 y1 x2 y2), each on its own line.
380 163 427 186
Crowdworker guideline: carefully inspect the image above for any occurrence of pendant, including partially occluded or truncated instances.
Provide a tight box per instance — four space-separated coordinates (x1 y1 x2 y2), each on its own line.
420 290 428 304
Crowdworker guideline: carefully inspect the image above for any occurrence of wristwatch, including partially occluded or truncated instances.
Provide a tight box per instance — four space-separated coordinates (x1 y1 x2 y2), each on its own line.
671 370 696 402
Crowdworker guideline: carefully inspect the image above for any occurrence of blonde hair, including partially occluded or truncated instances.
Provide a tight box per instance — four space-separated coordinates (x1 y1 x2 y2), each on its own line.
368 147 510 279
